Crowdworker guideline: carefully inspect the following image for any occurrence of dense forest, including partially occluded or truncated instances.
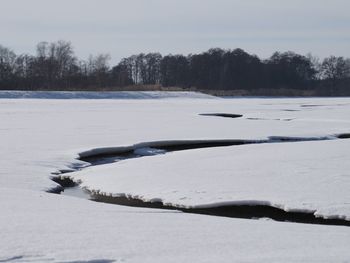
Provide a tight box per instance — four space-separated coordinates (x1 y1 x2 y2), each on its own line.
1 41 350 95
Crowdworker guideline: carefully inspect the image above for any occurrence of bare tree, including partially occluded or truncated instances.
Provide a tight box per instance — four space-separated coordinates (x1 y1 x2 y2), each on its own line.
321 56 349 80
36 42 49 58
0 45 16 84
86 53 111 87
50 40 77 79
320 56 350 92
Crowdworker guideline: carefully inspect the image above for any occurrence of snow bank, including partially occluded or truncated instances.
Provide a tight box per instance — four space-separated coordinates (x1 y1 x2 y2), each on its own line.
71 139 350 221
0 90 215 99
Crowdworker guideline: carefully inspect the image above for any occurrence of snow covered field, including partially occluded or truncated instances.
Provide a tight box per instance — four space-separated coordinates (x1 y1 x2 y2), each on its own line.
1 91 350 262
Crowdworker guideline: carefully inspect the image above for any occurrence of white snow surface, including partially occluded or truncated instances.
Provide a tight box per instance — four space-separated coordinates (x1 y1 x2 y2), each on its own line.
1 94 349 193
2 187 350 263
73 139 350 220
1 92 350 261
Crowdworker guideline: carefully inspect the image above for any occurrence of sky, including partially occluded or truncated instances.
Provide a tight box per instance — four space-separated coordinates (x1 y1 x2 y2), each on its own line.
1 0 349 64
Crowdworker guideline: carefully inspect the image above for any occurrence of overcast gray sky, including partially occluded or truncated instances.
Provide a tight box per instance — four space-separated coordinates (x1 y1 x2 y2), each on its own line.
1 0 349 63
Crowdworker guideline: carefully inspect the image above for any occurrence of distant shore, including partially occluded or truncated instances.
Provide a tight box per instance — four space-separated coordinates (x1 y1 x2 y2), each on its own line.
2 85 349 97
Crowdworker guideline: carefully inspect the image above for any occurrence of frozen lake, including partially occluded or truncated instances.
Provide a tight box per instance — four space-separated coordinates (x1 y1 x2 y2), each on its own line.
1 91 349 262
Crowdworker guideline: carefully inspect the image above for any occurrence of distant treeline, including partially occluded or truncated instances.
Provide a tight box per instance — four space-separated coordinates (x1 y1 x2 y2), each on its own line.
1 41 350 95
